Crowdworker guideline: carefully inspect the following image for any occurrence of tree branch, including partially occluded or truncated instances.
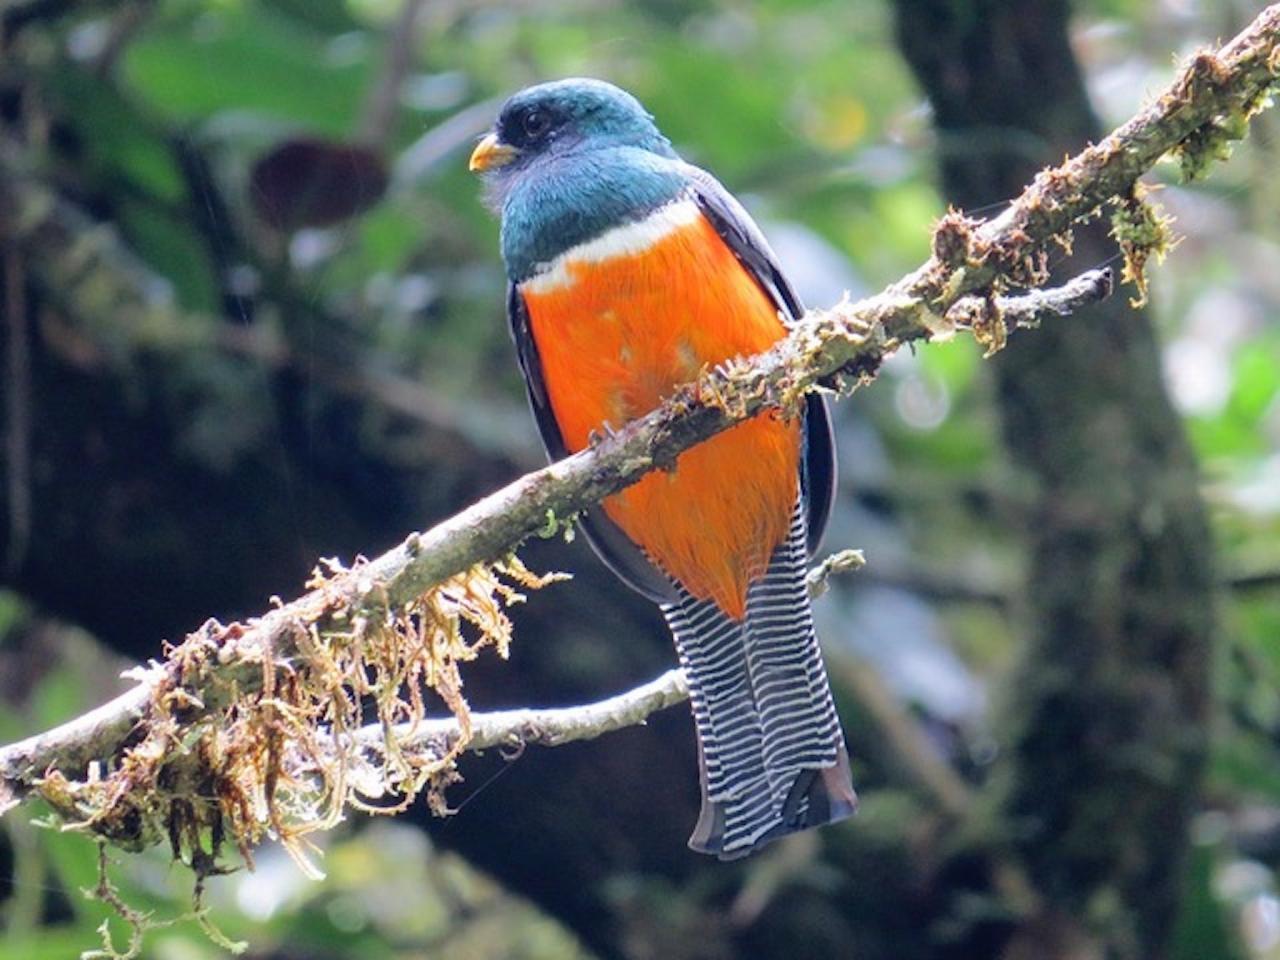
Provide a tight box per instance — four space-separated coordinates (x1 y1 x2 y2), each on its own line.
358 0 428 149
0 262 1114 818
995 267 1114 329
0 551 861 818
0 6 1277 841
349 668 691 766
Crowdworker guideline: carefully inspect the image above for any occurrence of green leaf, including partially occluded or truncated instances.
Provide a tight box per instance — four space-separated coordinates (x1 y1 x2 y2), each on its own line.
46 68 185 202
123 5 372 135
1229 341 1280 424
117 198 219 312
1210 732 1280 800
1170 838 1249 960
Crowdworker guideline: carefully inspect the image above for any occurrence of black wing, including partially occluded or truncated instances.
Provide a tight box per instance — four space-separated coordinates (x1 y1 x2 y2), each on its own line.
686 168 837 554
508 284 678 603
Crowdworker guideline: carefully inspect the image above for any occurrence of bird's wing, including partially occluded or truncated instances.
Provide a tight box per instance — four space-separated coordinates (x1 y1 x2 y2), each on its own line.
504 170 837 604
685 168 837 554
508 283 679 603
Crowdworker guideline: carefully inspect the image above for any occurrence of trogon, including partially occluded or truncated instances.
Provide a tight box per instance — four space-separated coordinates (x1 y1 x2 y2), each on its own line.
470 78 857 859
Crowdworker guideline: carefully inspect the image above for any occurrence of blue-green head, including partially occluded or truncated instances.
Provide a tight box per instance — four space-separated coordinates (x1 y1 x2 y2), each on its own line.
470 78 687 281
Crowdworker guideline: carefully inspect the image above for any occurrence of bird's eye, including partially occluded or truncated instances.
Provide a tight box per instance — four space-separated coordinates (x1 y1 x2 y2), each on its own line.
522 109 551 139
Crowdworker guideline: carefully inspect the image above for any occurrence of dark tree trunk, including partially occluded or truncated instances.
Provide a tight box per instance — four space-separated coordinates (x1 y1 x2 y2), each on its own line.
892 2 1215 957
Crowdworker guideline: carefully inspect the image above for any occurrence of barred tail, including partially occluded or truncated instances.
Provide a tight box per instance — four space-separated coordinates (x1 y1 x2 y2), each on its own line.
661 503 857 860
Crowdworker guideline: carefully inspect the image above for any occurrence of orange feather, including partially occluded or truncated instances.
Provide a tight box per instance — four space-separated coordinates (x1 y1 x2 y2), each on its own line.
521 211 800 619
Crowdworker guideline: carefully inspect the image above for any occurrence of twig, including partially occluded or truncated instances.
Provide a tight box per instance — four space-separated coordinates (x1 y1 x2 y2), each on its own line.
825 653 974 820
89 0 154 79
358 0 428 149
992 267 1114 329
0 682 153 815
345 668 691 767
392 97 502 186
1225 565 1280 592
0 7 1277 819
855 563 1012 607
805 549 866 598
854 552 1280 607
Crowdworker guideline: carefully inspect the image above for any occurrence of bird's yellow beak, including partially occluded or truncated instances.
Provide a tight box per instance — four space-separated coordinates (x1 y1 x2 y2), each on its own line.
469 133 518 172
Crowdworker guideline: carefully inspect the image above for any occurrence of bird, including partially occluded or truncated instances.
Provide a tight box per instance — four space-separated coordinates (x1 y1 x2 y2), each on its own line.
470 78 857 859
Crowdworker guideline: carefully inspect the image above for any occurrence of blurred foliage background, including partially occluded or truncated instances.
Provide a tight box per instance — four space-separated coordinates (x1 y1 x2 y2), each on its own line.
1 0 1279 958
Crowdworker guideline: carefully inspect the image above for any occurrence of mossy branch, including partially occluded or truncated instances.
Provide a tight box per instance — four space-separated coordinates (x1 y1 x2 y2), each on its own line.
0 0 1276 886
0 262 1117 830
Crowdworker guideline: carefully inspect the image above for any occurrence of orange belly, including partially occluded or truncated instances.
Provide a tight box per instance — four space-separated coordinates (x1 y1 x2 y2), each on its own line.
521 210 800 619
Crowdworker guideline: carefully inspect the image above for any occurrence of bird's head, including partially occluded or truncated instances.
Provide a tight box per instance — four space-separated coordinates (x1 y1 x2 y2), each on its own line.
469 78 674 177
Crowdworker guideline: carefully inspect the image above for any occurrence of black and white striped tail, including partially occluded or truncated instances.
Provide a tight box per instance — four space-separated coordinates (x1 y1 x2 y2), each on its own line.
662 501 857 859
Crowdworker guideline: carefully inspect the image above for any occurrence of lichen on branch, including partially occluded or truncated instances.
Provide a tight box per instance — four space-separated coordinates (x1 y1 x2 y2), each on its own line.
33 554 565 884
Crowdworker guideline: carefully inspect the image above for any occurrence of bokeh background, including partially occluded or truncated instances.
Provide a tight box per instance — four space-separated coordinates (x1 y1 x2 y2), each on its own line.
1 0 1279 958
